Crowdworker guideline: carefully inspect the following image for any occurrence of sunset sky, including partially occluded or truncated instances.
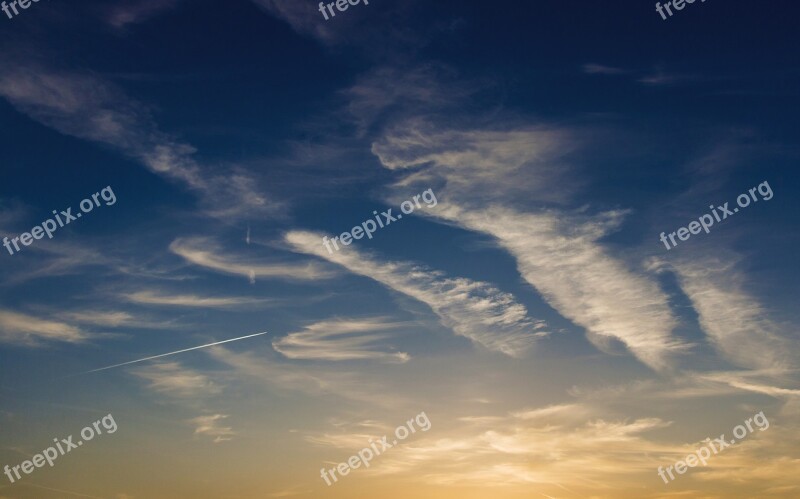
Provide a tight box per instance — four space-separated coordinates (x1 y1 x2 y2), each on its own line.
1 1 799 498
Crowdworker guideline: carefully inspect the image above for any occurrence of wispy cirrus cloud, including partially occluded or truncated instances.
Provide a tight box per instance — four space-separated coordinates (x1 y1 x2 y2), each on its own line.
0 63 277 220
248 0 335 42
441 205 686 370
57 310 139 328
285 231 548 358
265 488 312 498
54 309 176 330
170 237 337 282
325 400 798 497
369 119 686 370
132 361 222 398
0 241 112 286
583 62 690 86
345 66 481 134
187 414 235 443
697 371 800 399
122 290 266 308
372 120 580 203
247 0 428 53
638 67 689 86
209 345 409 408
305 401 674 491
103 0 185 28
582 63 629 75
272 318 410 363
650 256 793 371
0 310 92 346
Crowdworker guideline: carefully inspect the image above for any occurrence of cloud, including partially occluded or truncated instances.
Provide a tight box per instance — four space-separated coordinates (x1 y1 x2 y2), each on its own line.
0 241 112 286
345 66 481 134
272 318 410 363
170 237 337 282
0 310 91 346
247 0 429 55
637 67 689 86
444 206 686 370
207 347 416 412
285 230 547 358
581 63 689 86
104 0 185 28
698 371 800 399
208 345 411 408
306 402 675 491
372 120 581 204
582 63 629 75
370 121 686 370
510 403 588 421
17 483 107 499
0 64 276 219
315 400 799 497
132 361 222 398
57 310 137 327
653 257 793 370
54 310 173 330
248 0 335 42
122 290 265 308
266 488 313 498
187 414 235 443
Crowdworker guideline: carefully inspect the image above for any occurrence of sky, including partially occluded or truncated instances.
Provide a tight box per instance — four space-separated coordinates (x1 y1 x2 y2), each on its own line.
0 0 799 498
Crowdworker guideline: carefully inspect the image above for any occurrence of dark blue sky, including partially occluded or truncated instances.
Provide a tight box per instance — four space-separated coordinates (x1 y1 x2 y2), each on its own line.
0 1 798 498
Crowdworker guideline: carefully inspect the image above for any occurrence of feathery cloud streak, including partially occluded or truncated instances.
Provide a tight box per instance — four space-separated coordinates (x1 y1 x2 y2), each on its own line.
371 122 685 370
285 230 547 357
272 318 410 363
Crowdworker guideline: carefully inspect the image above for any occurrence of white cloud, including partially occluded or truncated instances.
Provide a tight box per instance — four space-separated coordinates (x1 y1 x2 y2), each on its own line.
55 309 172 330
438 205 686 370
188 414 235 443
582 63 629 75
58 310 136 327
272 318 410 363
372 120 580 204
122 290 265 308
510 403 587 421
170 237 337 282
0 310 91 346
285 230 547 358
305 402 676 490
369 120 686 370
0 65 276 220
327 399 799 497
208 345 412 409
698 371 800 399
132 361 222 398
345 66 479 134
655 257 792 370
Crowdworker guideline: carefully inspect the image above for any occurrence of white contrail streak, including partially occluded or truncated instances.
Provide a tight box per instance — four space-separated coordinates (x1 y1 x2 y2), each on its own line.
82 331 269 374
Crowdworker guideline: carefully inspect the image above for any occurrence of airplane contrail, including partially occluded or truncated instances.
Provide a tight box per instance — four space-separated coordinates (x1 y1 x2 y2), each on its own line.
81 331 269 374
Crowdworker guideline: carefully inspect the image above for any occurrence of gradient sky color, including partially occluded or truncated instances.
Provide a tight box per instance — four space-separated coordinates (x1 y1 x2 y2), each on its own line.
1 1 799 498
